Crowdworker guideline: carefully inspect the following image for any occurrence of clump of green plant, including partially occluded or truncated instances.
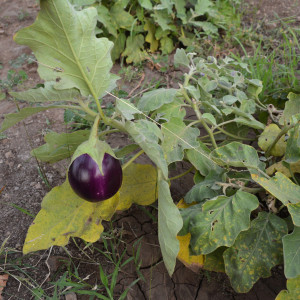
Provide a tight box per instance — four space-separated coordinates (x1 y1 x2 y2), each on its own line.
0 70 27 100
230 17 300 103
70 0 241 63
1 1 300 297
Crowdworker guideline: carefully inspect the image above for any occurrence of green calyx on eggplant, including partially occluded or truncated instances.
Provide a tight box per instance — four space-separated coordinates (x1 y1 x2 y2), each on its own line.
68 115 122 202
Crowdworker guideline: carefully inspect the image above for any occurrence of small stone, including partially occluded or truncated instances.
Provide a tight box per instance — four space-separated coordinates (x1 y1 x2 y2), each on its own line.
65 292 77 300
34 183 42 189
17 164 22 168
14 187 19 191
5 151 13 159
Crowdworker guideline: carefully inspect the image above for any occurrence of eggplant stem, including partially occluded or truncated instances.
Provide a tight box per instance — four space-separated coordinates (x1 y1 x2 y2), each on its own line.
122 150 144 171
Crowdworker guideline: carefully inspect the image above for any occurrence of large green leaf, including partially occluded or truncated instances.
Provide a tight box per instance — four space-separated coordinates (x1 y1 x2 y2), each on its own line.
224 212 287 293
161 117 199 164
157 98 186 121
188 191 259 255
137 88 178 113
158 173 183 276
251 172 300 205
184 171 223 204
116 163 157 211
0 105 64 133
110 3 135 30
31 130 90 163
174 0 187 23
151 10 176 32
10 82 80 103
174 48 190 68
283 226 300 279
186 142 224 177
211 142 265 175
194 0 214 16
96 4 117 37
23 180 120 254
138 0 152 10
115 98 141 121
125 120 168 179
276 276 300 300
285 123 300 163
14 0 115 98
288 203 300 226
111 32 126 61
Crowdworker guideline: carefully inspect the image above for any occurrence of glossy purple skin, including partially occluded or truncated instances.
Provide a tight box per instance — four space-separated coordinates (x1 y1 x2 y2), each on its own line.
68 153 123 202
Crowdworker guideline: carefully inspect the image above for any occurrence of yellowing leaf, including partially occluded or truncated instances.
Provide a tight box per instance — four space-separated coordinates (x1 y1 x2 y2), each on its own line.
267 160 300 177
24 163 159 254
276 276 300 300
258 124 286 156
23 180 119 254
144 20 159 52
116 163 157 211
122 35 147 64
177 234 204 272
251 172 300 205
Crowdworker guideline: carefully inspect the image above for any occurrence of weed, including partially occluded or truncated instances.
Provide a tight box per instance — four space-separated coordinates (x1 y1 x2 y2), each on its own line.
9 53 35 69
230 18 300 103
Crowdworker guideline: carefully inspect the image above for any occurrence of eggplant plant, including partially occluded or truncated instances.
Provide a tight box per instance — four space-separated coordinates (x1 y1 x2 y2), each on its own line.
1 0 300 296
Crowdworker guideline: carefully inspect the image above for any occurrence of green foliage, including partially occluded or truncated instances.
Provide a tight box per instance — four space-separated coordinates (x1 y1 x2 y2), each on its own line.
224 212 287 293
3 1 300 295
276 276 300 300
70 0 241 63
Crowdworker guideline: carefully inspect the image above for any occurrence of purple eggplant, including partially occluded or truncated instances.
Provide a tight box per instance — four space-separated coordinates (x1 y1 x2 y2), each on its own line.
68 153 122 202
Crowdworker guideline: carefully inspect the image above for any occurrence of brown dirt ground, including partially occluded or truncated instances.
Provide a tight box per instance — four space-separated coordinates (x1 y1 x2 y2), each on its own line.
0 0 299 299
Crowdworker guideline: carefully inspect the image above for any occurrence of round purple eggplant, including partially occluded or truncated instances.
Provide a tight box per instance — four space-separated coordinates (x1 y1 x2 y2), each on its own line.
68 153 123 202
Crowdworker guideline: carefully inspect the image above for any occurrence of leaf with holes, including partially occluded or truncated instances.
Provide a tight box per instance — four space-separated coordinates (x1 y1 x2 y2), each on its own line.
14 0 115 98
224 212 287 293
187 190 259 255
211 142 265 175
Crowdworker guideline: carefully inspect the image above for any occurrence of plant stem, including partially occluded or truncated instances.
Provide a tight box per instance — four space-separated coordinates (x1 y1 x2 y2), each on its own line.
265 124 293 157
98 129 120 138
169 167 195 181
192 99 218 149
214 125 255 141
216 182 264 194
77 98 98 117
122 150 144 171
